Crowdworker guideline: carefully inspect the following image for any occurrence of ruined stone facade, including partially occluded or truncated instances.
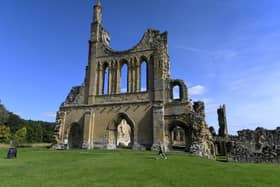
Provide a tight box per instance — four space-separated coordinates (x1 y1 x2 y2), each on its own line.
227 127 280 163
52 0 215 159
212 104 280 163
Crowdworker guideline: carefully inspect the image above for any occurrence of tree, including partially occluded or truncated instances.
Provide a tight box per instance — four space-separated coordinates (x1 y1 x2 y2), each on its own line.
42 123 55 143
0 101 9 124
0 100 55 144
13 127 27 146
26 121 43 143
0 125 11 143
6 112 24 134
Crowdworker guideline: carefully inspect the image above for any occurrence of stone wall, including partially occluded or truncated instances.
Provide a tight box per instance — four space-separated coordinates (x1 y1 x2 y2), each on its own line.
227 127 280 163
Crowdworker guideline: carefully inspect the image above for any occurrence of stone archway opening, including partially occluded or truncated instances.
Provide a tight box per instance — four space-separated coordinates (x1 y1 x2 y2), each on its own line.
107 113 134 149
69 123 83 149
117 118 133 148
168 122 192 152
171 126 186 150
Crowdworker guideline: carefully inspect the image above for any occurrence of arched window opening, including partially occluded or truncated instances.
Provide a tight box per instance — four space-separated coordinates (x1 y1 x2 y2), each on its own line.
103 64 109 95
171 126 185 150
172 85 180 100
141 61 147 91
121 63 128 93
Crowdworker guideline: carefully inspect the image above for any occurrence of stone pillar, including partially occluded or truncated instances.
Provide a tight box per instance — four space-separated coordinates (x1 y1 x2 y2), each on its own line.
98 64 104 95
131 60 136 93
218 104 228 137
151 105 166 150
82 110 95 149
116 61 121 94
95 63 100 95
110 62 115 94
108 63 113 95
60 111 67 144
136 60 141 92
128 59 133 93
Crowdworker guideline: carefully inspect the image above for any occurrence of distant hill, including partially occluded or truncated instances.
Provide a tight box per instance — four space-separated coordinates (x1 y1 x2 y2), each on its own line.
0 100 55 143
0 100 9 124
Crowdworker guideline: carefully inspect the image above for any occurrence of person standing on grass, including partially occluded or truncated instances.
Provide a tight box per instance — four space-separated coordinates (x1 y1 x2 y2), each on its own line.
156 142 167 160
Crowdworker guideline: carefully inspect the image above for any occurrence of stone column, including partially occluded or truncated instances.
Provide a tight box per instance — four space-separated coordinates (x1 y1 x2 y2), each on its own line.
136 60 141 92
151 105 166 151
127 59 132 93
110 61 116 94
95 63 100 95
108 62 113 95
116 61 121 94
131 60 136 93
59 111 67 149
82 110 95 149
82 112 91 149
98 64 104 95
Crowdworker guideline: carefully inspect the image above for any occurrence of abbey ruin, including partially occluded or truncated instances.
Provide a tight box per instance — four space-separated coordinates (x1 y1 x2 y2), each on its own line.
52 1 280 162
52 0 215 159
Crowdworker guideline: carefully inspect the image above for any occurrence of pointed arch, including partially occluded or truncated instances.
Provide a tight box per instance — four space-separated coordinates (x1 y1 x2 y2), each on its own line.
106 112 135 148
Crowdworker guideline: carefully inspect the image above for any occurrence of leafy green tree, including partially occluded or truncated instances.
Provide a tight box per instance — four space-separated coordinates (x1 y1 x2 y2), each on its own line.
0 100 9 124
0 99 55 144
6 112 24 134
13 127 27 145
42 123 55 143
26 121 43 143
0 125 11 143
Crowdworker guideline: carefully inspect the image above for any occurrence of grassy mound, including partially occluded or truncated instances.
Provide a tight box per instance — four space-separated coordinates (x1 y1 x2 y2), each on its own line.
0 148 279 187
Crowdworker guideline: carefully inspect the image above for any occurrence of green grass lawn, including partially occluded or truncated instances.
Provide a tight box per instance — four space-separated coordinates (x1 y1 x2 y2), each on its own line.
0 148 279 187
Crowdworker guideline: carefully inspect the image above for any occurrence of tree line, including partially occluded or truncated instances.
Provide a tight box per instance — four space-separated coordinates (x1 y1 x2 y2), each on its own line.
0 100 55 145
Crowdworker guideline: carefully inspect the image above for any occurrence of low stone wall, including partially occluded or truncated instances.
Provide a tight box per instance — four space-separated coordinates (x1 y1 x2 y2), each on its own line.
227 127 280 163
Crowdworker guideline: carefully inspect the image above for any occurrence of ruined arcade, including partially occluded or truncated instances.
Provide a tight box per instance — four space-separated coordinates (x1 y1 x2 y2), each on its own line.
53 0 215 158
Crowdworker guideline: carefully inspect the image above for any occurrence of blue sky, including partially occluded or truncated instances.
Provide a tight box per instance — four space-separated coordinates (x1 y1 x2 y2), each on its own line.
0 0 280 134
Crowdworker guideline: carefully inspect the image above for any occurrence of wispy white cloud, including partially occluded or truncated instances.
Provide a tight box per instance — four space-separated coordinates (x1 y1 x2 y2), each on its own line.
42 112 56 118
202 98 218 113
14 112 22 116
189 85 206 96
226 63 280 133
174 45 239 62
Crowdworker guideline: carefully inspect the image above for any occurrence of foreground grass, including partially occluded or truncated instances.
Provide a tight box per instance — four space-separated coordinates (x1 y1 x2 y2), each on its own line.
0 148 279 187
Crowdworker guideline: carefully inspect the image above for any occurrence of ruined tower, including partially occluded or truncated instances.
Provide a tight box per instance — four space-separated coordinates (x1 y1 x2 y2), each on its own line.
218 104 228 137
53 0 215 159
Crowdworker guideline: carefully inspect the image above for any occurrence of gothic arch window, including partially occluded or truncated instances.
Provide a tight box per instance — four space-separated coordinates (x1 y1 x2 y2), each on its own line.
140 60 147 91
121 61 128 93
103 63 109 95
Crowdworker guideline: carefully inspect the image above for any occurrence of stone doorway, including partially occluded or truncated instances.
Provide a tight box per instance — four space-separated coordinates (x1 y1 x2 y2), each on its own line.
171 126 186 150
168 122 192 151
107 113 134 149
69 123 83 149
117 118 132 148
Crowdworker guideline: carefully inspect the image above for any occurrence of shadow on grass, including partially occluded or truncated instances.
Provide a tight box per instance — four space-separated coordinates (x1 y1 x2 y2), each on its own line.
216 155 228 163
